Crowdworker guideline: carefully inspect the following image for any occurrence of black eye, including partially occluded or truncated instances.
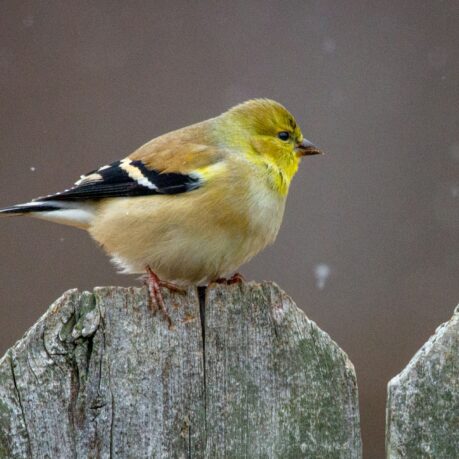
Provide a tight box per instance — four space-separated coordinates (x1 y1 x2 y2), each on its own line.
277 131 290 141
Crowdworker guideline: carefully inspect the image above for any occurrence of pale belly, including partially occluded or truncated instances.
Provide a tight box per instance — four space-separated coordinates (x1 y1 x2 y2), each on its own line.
89 182 286 284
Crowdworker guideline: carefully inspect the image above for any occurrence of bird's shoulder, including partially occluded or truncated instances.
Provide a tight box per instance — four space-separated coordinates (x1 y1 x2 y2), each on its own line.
128 120 226 174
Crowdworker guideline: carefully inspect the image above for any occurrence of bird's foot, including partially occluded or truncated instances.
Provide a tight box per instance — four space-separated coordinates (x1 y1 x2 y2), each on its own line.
156 278 187 294
214 272 245 285
144 266 185 328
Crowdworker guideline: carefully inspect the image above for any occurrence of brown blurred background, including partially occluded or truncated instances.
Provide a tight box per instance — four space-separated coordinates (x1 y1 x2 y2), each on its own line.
1 1 458 456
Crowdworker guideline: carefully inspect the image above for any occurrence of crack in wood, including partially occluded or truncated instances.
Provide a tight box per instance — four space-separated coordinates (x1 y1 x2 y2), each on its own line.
8 354 32 457
197 285 207 442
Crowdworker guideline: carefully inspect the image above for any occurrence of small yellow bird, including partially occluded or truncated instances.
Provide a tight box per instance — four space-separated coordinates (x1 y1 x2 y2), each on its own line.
1 99 321 316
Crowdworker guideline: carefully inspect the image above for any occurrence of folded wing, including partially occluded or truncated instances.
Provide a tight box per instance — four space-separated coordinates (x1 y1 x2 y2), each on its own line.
38 158 201 202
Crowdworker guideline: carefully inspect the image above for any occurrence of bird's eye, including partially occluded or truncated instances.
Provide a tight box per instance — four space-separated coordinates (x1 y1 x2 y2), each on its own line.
277 131 290 141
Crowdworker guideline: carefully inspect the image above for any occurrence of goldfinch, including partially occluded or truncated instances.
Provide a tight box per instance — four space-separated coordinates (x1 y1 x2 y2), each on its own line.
1 99 321 311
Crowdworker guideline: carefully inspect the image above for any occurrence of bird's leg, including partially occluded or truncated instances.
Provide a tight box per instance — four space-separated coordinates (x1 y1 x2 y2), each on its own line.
213 272 245 285
144 266 173 328
227 272 245 284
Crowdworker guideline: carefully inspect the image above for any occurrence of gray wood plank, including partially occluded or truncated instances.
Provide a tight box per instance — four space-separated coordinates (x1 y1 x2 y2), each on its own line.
387 304 459 458
204 282 361 458
0 282 361 458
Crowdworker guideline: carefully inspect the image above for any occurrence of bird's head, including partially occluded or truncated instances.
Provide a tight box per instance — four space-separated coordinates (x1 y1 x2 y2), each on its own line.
217 99 322 195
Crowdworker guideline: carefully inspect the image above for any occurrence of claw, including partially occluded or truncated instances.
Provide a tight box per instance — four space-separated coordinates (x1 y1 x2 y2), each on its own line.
144 266 177 328
227 272 245 284
213 272 245 285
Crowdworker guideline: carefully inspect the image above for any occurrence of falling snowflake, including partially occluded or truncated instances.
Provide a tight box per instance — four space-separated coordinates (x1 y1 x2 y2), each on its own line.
314 263 331 290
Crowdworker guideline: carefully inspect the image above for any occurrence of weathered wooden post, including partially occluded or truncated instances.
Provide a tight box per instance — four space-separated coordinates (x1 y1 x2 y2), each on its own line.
386 304 459 458
0 282 361 458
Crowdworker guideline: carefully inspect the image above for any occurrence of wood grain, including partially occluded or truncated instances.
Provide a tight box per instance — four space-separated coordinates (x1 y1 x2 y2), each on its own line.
0 282 361 458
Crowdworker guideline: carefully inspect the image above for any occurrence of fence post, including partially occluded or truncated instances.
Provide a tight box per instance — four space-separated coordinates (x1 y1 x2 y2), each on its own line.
0 282 361 458
386 304 459 458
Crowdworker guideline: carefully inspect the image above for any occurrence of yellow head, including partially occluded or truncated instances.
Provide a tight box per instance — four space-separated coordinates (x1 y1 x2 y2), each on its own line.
216 99 321 195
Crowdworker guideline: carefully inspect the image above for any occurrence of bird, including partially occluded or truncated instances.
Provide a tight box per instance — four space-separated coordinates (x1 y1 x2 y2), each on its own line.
0 99 322 322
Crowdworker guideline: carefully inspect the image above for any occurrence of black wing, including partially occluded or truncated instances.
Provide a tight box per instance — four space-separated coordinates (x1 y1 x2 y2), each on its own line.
38 159 201 202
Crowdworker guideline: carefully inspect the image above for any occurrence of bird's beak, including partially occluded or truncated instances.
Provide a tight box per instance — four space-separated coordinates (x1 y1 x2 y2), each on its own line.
295 138 323 157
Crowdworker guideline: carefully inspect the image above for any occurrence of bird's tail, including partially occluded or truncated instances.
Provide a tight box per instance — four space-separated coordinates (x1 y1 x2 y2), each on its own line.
0 200 94 229
0 201 62 215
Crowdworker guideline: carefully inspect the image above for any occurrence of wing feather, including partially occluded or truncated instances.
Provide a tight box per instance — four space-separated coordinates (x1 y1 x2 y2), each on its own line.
37 159 201 202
